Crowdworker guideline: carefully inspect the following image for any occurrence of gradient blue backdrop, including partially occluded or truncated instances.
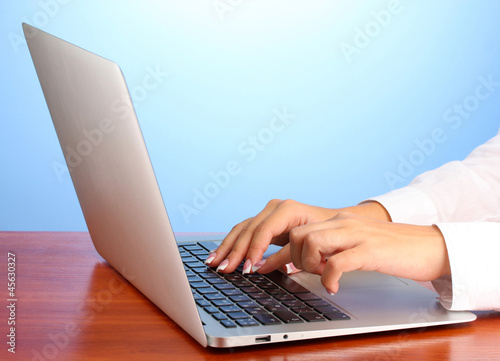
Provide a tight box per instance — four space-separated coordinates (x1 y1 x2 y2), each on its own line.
2 0 500 232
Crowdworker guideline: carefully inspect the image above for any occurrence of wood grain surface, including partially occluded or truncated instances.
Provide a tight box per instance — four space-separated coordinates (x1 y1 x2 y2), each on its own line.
1 232 499 361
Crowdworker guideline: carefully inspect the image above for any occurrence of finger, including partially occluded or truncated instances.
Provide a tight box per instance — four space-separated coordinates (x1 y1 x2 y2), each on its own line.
215 199 283 272
245 200 310 266
205 218 251 266
288 221 346 271
252 244 293 274
321 247 371 294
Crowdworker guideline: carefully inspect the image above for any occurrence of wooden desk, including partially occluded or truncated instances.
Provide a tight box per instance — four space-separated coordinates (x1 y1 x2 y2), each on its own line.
1 232 499 361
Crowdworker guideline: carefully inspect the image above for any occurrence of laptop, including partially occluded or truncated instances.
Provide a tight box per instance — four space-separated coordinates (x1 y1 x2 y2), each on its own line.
22 23 476 348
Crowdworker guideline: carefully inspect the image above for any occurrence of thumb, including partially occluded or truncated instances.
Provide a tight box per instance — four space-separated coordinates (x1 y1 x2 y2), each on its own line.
254 244 292 274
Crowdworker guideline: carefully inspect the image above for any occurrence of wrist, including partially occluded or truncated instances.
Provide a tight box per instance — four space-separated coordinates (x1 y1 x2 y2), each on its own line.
345 201 392 222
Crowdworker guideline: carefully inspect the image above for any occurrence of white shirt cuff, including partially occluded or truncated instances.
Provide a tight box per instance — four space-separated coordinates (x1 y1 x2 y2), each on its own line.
367 186 439 225
434 222 500 311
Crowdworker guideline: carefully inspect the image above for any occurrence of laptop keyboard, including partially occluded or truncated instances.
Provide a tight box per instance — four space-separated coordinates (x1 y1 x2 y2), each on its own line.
179 243 350 328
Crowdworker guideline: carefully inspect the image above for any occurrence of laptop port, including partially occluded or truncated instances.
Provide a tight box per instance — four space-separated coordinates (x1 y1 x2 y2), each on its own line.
255 336 271 343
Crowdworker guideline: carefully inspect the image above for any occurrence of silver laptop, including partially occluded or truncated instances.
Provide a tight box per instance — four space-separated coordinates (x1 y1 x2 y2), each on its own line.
23 23 476 348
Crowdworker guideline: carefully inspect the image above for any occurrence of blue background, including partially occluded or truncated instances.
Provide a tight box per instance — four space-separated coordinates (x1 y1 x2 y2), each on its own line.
2 0 500 233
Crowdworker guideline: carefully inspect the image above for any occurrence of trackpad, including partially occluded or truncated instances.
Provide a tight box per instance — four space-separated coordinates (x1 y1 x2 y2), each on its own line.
339 270 409 290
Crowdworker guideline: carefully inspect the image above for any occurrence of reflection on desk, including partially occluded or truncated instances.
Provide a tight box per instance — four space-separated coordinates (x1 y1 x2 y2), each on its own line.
1 231 499 361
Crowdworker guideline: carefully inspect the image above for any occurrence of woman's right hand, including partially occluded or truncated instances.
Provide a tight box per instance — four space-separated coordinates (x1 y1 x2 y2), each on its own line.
205 199 391 274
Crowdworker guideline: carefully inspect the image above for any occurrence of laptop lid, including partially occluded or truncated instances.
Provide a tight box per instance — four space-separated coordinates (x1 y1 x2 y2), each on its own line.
22 23 208 347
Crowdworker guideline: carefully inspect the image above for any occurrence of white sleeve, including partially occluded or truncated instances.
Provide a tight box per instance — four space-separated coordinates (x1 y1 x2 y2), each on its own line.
372 130 500 225
367 130 500 311
432 223 500 311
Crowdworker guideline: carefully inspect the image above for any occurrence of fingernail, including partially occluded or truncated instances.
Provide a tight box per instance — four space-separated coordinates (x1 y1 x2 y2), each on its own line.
216 259 229 272
205 253 216 265
242 259 252 275
326 289 335 296
252 259 266 273
283 262 300 275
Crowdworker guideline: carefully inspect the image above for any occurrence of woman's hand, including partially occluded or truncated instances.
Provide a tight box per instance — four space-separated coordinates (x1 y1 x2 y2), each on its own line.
205 199 391 274
262 212 451 294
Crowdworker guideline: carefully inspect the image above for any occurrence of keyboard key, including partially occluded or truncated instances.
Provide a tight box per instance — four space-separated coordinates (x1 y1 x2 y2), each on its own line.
204 306 219 314
182 244 204 251
265 271 310 294
204 293 225 301
268 292 294 301
324 312 350 321
257 298 279 307
191 250 209 256
300 313 326 322
283 299 305 308
228 312 251 320
247 275 268 283
232 280 253 287
196 299 211 307
224 274 243 281
258 282 278 289
315 306 340 314
197 287 217 295
292 306 315 314
221 320 237 328
237 301 259 309
220 305 242 313
253 313 282 325
264 303 287 312
207 278 226 285
296 293 322 302
187 276 203 283
248 292 268 299
190 281 210 289
192 267 208 273
212 313 228 321
215 283 235 290
306 299 331 308
230 295 251 303
222 289 243 296
199 272 220 279
245 307 268 315
236 319 259 327
212 299 234 307
273 310 304 324
241 286 260 294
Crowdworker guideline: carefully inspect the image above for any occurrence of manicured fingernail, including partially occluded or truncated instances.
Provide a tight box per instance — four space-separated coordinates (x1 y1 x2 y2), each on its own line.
283 262 300 274
205 253 216 265
326 289 335 296
252 260 266 273
216 259 229 272
242 259 252 275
